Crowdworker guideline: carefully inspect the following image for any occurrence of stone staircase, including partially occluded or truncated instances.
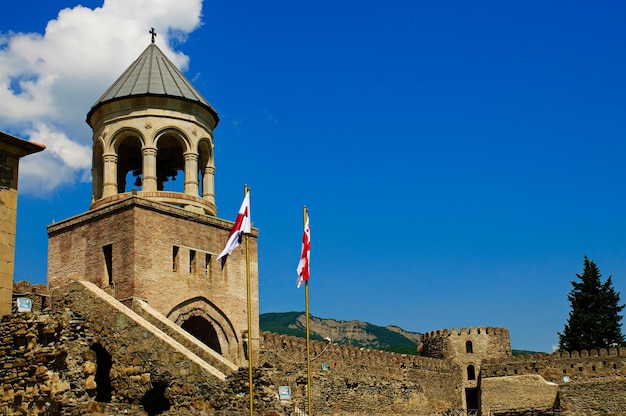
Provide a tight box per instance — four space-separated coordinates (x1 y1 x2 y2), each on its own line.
132 298 239 376
77 281 233 380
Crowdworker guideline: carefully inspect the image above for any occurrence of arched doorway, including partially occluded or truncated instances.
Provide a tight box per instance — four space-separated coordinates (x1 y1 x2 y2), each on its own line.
181 315 222 354
167 297 240 363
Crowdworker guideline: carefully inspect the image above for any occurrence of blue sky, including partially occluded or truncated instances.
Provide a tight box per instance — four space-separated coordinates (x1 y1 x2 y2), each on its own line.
2 0 626 352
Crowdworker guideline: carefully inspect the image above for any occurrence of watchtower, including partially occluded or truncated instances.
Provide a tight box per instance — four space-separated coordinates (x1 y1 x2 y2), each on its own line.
47 39 258 366
421 326 512 412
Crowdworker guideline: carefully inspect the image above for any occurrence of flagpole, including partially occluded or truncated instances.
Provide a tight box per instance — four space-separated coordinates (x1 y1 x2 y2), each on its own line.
244 185 253 416
303 206 312 416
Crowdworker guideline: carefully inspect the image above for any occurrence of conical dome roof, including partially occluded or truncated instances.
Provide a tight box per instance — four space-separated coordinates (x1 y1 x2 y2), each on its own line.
87 42 218 123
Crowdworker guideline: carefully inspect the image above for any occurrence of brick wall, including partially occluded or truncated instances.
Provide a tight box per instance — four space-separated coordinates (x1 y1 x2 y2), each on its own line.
47 197 259 365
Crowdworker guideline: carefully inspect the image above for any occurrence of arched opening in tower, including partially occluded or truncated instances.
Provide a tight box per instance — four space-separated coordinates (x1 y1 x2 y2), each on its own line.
117 136 143 192
181 316 222 354
467 365 476 380
156 134 184 192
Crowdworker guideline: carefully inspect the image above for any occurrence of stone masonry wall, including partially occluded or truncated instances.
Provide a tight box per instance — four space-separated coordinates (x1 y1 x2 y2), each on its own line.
559 376 626 415
260 332 463 415
481 375 559 414
6 281 626 415
420 326 512 400
420 326 512 361
7 281 464 415
2 281 284 415
0 306 82 415
481 348 626 415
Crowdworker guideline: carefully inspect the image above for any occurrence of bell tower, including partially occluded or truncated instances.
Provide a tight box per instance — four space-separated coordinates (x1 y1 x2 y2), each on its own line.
87 36 218 215
47 37 259 367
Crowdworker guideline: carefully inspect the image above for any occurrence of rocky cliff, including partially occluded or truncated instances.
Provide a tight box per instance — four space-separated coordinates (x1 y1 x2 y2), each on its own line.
260 311 421 353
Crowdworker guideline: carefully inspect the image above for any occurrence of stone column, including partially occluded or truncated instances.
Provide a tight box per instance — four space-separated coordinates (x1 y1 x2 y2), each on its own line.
102 154 118 198
202 165 215 206
183 152 199 196
142 147 157 192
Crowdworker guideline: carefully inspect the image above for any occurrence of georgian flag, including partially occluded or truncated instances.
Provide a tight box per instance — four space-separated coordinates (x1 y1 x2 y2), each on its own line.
296 213 310 288
216 191 251 261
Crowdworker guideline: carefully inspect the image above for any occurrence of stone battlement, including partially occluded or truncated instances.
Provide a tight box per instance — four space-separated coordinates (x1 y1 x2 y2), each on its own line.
485 347 624 365
420 326 512 361
262 332 455 373
420 326 509 341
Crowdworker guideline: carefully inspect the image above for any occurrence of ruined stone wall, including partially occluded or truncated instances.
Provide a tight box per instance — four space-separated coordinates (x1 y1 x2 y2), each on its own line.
0 305 82 414
1 281 284 416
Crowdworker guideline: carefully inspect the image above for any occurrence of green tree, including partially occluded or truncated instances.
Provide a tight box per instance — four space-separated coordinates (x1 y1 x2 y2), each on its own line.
559 256 624 351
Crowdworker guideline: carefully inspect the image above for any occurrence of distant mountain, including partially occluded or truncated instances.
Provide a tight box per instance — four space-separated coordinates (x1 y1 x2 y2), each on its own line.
260 312 421 355
260 312 540 356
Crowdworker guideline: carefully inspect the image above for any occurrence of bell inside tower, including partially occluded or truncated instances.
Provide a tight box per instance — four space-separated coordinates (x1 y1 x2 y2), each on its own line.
156 134 184 192
117 136 142 193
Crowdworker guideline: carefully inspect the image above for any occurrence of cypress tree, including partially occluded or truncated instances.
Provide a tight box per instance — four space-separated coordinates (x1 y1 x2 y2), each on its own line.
559 256 624 351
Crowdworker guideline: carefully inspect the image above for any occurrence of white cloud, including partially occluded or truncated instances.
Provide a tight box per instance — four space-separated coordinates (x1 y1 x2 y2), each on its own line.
0 0 203 195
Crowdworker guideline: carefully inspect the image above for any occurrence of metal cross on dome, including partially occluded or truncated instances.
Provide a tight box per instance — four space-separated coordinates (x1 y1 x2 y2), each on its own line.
150 27 157 43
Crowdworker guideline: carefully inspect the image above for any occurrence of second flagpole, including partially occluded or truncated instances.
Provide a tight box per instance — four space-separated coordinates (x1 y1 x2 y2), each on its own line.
303 206 312 416
245 185 253 416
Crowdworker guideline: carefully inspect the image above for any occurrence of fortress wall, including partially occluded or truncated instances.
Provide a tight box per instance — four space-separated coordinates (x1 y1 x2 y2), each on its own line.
260 332 463 415
481 348 626 381
481 348 626 415
9 281 626 415
558 376 626 415
3 284 465 415
9 282 464 415
262 332 455 376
